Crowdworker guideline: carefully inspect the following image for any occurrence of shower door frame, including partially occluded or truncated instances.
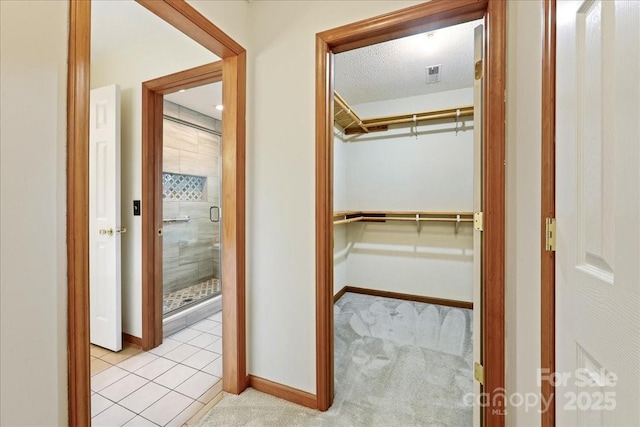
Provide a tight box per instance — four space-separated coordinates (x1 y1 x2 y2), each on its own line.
66 1 247 425
141 62 224 349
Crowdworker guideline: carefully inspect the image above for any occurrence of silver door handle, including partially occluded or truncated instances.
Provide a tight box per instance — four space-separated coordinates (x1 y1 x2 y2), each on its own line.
210 206 220 222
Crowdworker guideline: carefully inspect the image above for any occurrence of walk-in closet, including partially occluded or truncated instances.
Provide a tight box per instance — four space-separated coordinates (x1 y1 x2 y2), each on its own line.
331 19 483 425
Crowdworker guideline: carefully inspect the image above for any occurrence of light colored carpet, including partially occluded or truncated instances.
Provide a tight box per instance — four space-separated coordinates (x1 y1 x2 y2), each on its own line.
197 292 473 426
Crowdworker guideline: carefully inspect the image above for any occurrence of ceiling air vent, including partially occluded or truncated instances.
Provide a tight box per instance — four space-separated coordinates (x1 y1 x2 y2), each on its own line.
425 64 442 84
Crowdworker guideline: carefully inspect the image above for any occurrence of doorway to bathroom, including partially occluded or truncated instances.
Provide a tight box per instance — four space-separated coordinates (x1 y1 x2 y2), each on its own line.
161 81 224 335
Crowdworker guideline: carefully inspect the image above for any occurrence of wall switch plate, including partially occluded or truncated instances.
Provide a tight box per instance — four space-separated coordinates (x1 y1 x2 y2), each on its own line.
133 200 141 216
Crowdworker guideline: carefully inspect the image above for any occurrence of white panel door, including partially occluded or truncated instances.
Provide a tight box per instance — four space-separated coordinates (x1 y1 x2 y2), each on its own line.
556 1 639 425
472 23 484 427
89 84 123 352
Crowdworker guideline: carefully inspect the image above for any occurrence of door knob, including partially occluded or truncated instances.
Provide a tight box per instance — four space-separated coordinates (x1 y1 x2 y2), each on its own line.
99 228 114 236
116 227 127 234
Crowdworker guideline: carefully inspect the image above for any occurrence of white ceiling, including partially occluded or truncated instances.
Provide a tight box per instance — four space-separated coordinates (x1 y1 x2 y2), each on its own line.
164 83 223 120
335 19 483 105
92 2 480 118
91 0 222 119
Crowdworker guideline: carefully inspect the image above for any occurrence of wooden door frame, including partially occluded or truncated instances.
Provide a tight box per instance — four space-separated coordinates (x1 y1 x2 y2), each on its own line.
541 0 557 426
140 61 223 350
67 1 246 425
315 2 506 425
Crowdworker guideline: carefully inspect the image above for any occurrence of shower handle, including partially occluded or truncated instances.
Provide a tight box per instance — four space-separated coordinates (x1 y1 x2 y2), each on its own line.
210 206 220 222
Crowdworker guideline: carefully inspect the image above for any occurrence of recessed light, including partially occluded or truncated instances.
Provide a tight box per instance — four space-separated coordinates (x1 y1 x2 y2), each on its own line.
178 89 186 93
215 104 224 111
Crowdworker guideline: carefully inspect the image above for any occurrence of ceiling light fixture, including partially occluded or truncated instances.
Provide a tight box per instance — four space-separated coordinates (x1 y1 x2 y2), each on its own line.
423 32 438 54
215 104 224 111
178 89 186 93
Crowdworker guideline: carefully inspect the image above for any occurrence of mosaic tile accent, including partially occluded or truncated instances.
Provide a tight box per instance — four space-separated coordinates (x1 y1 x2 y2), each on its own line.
163 278 221 315
162 172 206 201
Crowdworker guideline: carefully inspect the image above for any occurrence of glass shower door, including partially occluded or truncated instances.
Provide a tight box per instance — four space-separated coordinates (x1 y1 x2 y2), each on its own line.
161 102 222 317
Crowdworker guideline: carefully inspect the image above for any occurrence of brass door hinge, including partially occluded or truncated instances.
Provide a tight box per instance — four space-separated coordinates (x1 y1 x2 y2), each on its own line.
545 218 556 251
474 212 484 232
474 362 485 384
475 60 483 80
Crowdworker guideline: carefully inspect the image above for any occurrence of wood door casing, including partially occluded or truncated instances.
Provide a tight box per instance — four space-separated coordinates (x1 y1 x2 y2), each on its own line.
66 2 247 425
316 1 506 425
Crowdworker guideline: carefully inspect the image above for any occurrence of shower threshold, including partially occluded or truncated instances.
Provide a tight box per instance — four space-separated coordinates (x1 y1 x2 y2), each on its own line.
163 277 221 316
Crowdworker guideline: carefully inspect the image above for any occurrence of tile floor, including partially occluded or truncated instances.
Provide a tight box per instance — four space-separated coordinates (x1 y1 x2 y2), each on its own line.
91 310 223 427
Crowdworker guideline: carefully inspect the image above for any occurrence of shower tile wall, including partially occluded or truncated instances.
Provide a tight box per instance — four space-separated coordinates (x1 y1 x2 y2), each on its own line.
163 101 221 295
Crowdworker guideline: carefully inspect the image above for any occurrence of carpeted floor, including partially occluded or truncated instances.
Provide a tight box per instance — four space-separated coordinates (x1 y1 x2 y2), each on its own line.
196 292 473 426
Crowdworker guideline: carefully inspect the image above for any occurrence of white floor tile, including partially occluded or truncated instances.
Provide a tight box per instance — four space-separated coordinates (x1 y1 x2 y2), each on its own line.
210 323 222 337
181 349 219 370
196 380 223 404
168 327 202 343
204 337 222 355
201 357 222 378
187 332 217 349
91 393 113 417
165 400 204 427
162 343 200 363
91 404 136 427
140 391 194 426
189 319 217 333
174 371 219 400
117 352 159 372
153 364 197 389
91 366 129 392
148 338 181 356
100 374 148 402
135 357 177 380
122 415 160 427
119 382 171 415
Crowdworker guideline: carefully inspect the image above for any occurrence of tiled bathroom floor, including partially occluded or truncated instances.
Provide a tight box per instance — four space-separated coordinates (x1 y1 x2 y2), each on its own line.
90 311 223 427
163 278 221 315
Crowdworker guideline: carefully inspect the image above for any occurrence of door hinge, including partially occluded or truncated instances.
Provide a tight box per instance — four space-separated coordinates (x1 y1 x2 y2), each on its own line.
545 218 556 251
474 362 485 384
474 211 484 232
475 59 483 80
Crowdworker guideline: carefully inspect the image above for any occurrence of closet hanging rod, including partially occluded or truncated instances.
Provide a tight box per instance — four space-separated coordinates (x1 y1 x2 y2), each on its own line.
333 90 474 135
360 106 474 129
360 216 473 223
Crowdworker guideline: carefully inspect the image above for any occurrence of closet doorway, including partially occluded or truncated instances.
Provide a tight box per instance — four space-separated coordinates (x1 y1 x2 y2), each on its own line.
330 18 482 425
315 1 506 425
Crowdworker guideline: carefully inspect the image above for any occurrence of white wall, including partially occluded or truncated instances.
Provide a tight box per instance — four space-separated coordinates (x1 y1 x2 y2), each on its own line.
505 1 543 424
91 30 217 337
244 0 424 394
0 1 68 425
333 89 474 300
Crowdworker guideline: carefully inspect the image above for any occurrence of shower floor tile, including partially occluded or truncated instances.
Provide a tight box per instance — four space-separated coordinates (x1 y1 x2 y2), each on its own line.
163 278 221 315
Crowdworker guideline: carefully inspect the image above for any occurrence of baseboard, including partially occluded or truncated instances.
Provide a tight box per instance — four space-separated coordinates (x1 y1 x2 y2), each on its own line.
333 286 348 303
247 375 317 410
342 285 473 310
123 332 142 347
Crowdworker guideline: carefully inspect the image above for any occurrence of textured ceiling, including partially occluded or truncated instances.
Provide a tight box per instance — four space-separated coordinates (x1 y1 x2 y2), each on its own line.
164 82 223 120
335 19 483 105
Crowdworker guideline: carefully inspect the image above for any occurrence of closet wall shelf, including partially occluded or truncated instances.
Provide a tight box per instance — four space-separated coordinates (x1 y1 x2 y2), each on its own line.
333 211 473 233
334 91 474 135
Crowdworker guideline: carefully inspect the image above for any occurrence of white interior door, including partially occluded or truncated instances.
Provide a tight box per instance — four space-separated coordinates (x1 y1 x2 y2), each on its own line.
556 1 639 424
89 84 123 352
472 22 484 427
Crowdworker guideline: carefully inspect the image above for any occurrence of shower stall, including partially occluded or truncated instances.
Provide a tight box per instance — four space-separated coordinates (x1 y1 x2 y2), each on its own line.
161 98 222 329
